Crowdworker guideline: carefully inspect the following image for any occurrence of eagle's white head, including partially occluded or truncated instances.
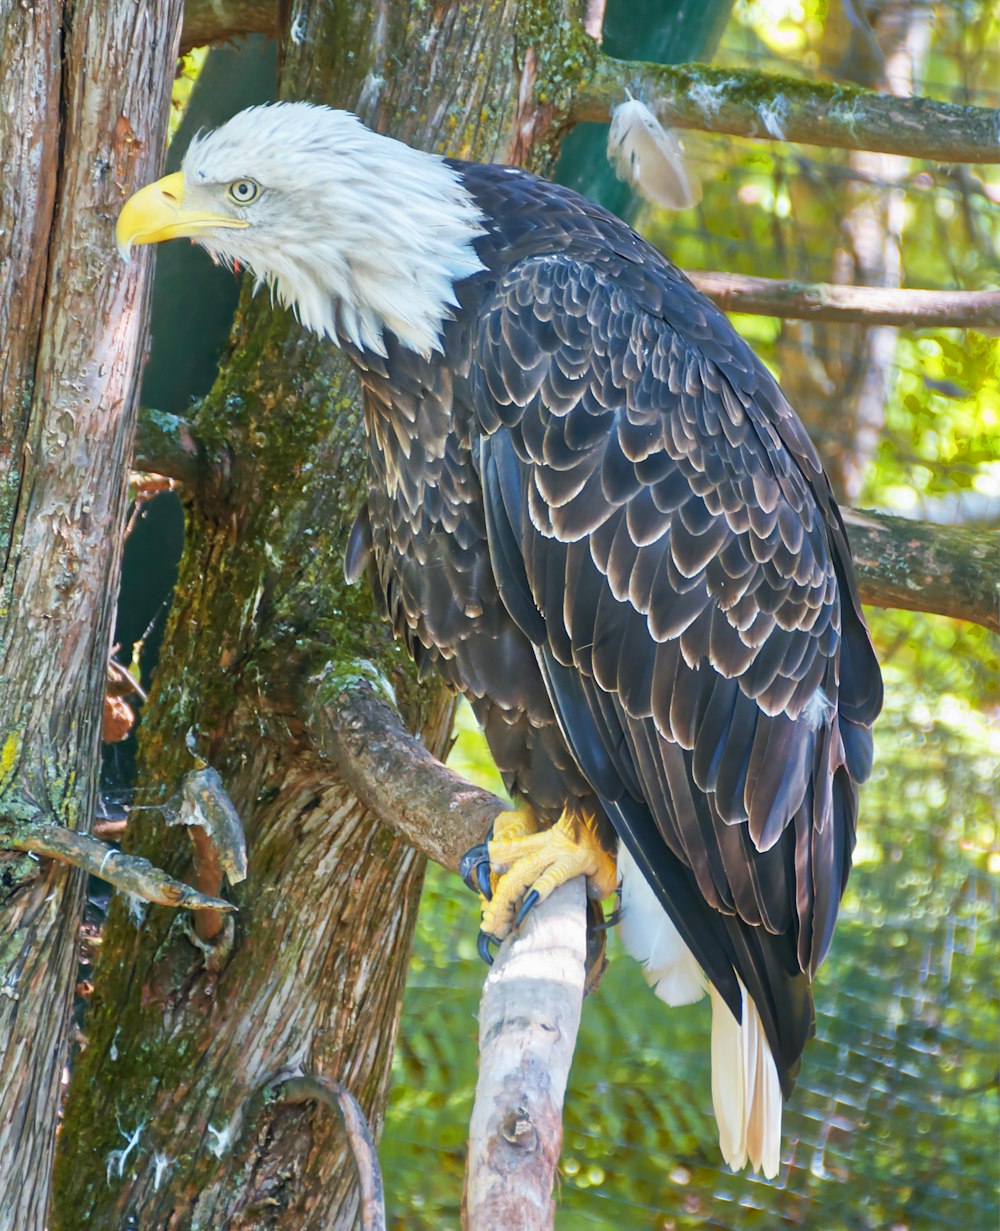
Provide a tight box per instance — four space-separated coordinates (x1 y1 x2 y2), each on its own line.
116 103 486 357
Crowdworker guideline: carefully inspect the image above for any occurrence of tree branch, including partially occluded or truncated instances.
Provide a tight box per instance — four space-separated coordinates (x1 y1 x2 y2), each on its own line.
463 879 587 1231
181 0 276 54
134 408 201 482
0 820 236 913
304 670 509 872
277 1076 387 1231
845 508 999 632
573 58 1000 164
687 272 1000 330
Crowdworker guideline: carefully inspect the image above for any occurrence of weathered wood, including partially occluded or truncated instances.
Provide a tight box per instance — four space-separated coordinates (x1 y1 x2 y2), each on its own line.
306 677 509 874
0 3 182 1228
574 57 1000 163
1 822 236 914
278 1075 388 1231
181 0 276 53
463 880 588 1231
845 508 999 632
689 272 1000 331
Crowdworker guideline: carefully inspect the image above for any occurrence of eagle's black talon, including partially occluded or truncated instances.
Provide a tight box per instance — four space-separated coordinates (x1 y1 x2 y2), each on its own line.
460 844 492 899
514 888 540 929
594 906 623 932
477 930 499 966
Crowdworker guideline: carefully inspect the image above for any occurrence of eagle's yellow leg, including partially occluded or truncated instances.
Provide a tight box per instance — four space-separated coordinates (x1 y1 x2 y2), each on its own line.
480 806 618 941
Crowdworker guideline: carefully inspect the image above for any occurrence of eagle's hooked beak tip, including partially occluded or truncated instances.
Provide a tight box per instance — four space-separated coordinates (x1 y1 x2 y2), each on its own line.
116 169 249 257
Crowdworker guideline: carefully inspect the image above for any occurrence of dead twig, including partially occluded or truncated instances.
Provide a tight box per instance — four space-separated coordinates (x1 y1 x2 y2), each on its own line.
277 1074 387 1231
168 767 247 943
1 821 235 914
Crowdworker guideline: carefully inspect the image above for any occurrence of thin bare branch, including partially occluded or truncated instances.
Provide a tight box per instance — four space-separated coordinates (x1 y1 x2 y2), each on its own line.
845 508 999 631
688 271 1000 331
1 821 236 913
181 0 276 53
278 1075 387 1231
573 58 1000 164
463 880 587 1231
304 670 509 872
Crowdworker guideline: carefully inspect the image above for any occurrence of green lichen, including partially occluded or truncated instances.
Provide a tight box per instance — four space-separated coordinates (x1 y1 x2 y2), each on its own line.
0 729 20 789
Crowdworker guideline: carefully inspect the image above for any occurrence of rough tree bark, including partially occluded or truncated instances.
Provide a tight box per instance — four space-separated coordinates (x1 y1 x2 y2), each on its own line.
0 4 183 1229
51 3 592 1227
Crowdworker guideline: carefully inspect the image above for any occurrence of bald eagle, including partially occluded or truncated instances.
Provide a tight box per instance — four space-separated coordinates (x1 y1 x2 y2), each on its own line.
118 103 882 1178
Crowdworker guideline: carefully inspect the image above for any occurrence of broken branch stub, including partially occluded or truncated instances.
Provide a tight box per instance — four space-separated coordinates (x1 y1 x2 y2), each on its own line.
169 766 248 943
2 822 235 914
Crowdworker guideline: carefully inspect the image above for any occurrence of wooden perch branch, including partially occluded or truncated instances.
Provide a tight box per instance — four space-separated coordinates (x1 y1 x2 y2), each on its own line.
277 1076 387 1231
0 821 235 913
463 879 587 1231
573 58 1000 164
304 671 510 872
687 272 1000 331
845 508 999 632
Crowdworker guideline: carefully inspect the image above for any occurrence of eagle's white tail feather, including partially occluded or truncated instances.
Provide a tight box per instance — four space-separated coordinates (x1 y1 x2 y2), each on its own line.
618 846 782 1178
709 983 782 1179
617 845 705 1005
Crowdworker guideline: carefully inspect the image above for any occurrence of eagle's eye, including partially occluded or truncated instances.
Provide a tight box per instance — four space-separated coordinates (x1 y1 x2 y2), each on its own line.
228 179 260 204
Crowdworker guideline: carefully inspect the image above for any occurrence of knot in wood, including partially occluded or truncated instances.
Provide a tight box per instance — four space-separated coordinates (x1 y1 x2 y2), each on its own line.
499 1106 537 1151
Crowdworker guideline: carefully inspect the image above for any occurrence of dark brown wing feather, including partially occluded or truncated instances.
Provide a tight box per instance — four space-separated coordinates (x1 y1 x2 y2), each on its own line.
471 244 882 1093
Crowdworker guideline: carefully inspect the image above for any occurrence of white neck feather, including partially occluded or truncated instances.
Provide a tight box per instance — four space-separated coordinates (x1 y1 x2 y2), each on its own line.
182 104 487 358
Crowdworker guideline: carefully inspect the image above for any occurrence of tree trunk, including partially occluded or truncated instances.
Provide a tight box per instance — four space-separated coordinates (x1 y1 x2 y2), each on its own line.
52 3 589 1226
0 4 182 1228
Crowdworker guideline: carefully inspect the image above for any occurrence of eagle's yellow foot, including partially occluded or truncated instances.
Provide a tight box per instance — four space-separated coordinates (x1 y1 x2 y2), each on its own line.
477 806 617 947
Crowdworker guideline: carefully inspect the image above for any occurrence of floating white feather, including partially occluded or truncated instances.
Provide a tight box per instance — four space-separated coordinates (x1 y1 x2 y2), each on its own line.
607 98 701 210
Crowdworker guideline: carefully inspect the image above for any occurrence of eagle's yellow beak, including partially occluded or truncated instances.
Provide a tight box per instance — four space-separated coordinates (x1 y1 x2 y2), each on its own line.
115 172 249 260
